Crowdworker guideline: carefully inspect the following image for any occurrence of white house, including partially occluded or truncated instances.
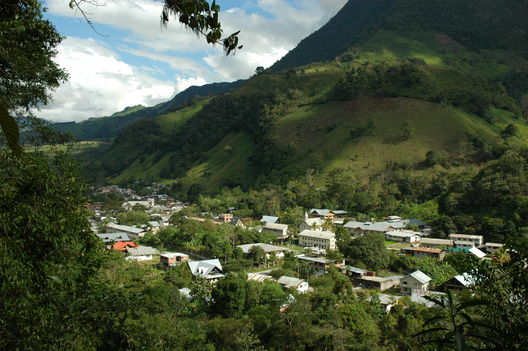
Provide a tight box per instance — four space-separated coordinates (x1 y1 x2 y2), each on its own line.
400 270 432 296
237 243 291 260
298 230 336 250
448 234 484 246
277 276 310 293
125 246 160 261
188 259 225 282
385 230 421 243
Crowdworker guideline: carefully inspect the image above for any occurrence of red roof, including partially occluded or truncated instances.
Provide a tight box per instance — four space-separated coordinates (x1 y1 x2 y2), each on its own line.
112 241 138 251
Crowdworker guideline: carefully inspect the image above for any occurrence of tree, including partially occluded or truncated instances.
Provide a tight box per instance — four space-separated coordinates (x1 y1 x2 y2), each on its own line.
341 233 392 270
0 0 68 152
0 149 103 349
248 245 266 267
416 290 493 350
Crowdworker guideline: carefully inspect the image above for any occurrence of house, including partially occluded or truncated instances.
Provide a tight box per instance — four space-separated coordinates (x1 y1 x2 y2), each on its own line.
368 294 402 313
400 270 432 295
148 221 162 233
299 217 325 232
298 230 336 250
295 254 344 273
454 240 476 249
178 288 192 301
440 273 475 291
260 215 279 224
125 246 160 261
344 220 405 236
160 252 189 266
385 230 421 243
308 209 336 220
358 275 403 291
262 222 289 241
341 265 369 280
482 242 504 253
344 217 430 236
277 276 310 293
112 241 138 252
230 217 246 228
418 238 455 249
106 223 146 239
237 243 291 260
96 232 131 243
218 213 233 223
448 234 484 246
400 247 445 260
122 198 155 210
188 259 225 282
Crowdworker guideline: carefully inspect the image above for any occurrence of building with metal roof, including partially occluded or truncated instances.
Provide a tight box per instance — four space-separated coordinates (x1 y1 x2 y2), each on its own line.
96 232 131 243
188 259 225 281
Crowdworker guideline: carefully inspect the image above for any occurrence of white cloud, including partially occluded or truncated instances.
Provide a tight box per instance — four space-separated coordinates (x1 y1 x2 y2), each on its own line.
37 37 202 122
41 0 347 120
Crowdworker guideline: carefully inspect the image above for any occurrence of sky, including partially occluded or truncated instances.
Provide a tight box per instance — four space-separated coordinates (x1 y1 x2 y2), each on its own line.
38 0 347 122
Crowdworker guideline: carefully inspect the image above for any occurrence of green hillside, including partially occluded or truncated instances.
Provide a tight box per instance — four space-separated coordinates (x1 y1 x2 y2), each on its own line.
86 0 528 193
51 80 244 141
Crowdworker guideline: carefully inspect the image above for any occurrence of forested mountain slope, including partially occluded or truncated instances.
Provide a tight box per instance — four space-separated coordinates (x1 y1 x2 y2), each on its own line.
52 80 244 141
86 0 528 194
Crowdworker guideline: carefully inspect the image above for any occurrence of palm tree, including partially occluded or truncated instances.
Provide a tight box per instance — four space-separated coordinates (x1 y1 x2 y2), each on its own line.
415 290 496 350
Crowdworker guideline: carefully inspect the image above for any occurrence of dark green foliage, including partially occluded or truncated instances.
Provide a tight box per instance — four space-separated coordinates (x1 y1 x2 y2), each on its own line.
333 61 519 117
382 0 528 55
0 0 68 151
502 123 519 138
349 120 375 139
341 233 392 270
437 150 528 241
0 150 102 349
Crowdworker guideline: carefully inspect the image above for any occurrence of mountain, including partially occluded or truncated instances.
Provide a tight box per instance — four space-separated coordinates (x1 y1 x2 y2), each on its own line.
52 80 244 141
84 0 528 192
270 0 398 72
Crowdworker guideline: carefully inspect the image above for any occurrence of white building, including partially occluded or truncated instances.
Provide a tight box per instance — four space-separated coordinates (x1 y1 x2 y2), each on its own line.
125 246 160 261
400 270 432 296
298 230 336 250
277 276 310 294
385 230 421 243
448 234 484 246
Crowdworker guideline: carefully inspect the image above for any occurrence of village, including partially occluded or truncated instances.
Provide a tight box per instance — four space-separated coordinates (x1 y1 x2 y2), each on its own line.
89 184 506 312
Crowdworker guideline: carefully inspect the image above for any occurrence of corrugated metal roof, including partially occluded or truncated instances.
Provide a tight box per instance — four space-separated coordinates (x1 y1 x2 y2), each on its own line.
263 222 288 230
127 246 160 256
277 276 304 288
409 270 432 284
107 223 144 234
96 232 131 242
260 216 279 223
237 243 291 254
298 230 335 240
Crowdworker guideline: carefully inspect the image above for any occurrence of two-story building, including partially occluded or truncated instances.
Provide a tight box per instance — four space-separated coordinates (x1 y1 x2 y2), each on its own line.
262 222 289 241
400 270 432 295
448 234 484 246
298 230 336 250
